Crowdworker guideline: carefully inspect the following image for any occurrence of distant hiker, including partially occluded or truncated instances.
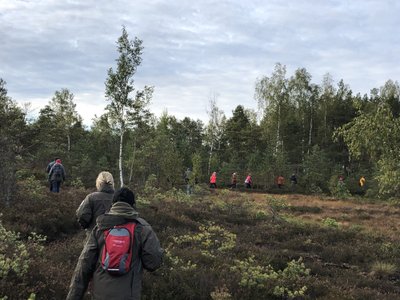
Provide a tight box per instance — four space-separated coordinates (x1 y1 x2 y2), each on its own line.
231 172 237 189
290 173 297 185
210 172 217 188
338 175 345 186
48 159 66 193
244 173 252 189
359 176 366 188
46 157 59 191
184 168 193 195
46 158 58 173
277 175 285 189
359 176 366 195
67 187 163 300
76 171 115 236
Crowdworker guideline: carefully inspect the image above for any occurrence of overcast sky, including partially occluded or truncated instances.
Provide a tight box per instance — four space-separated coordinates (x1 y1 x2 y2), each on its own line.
1 0 399 126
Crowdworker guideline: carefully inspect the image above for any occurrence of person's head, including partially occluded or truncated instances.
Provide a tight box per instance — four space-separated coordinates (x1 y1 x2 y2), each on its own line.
113 187 135 207
96 171 114 191
56 159 62 164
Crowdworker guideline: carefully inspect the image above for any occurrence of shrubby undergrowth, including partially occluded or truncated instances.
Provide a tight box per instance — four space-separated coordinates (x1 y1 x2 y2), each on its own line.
1 187 400 299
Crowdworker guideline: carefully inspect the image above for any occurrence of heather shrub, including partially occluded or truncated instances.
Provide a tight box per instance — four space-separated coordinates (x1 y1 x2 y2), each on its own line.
231 256 310 299
0 215 46 299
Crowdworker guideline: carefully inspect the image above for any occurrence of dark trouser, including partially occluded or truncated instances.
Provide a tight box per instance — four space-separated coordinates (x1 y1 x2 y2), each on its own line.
210 183 217 188
245 183 251 189
51 181 61 193
231 183 237 189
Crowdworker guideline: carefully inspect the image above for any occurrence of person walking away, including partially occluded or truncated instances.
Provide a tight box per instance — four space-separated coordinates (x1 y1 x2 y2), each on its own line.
231 172 237 189
184 168 193 195
48 159 66 193
244 173 252 189
359 176 366 195
210 172 217 188
46 157 59 173
46 157 59 191
67 187 163 300
76 171 115 238
290 173 297 191
277 175 285 189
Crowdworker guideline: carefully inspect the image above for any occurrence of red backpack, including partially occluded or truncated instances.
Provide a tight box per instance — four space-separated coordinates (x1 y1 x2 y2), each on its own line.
101 222 136 275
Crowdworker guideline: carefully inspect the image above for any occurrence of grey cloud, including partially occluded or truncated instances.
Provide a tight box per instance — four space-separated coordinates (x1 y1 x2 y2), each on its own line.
1 0 399 125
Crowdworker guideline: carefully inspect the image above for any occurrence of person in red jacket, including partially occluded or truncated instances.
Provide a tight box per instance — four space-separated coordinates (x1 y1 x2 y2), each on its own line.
244 173 252 189
209 172 217 188
277 175 285 189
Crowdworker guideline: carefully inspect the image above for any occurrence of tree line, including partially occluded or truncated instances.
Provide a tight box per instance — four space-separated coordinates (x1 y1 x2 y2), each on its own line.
1 27 400 205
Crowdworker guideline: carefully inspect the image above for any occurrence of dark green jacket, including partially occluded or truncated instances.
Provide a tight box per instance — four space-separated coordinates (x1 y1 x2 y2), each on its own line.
76 187 114 231
67 202 163 300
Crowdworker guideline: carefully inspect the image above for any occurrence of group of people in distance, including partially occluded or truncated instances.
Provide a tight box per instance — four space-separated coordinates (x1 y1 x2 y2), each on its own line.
208 172 298 190
209 172 253 189
59 170 163 300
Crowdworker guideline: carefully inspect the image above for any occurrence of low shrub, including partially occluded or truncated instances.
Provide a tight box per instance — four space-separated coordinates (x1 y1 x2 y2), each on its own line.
0 215 46 299
370 261 397 279
231 256 310 299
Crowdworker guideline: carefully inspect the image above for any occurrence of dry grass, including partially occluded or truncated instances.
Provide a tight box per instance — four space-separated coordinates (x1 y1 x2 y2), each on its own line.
252 193 400 241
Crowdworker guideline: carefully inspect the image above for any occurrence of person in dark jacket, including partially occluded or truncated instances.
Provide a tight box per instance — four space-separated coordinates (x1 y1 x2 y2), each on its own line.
48 159 66 193
76 171 115 234
67 187 163 300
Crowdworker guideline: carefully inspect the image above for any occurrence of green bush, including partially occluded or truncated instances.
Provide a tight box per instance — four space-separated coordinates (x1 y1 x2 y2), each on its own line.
231 256 310 299
0 215 46 299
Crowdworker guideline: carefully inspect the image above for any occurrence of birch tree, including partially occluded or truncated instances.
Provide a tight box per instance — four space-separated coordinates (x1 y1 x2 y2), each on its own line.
105 27 152 187
255 63 289 153
48 88 81 153
205 96 225 175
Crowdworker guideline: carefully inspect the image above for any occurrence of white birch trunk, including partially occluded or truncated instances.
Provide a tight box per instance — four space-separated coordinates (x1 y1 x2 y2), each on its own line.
129 138 136 183
207 142 214 176
67 133 71 152
119 128 124 187
308 113 313 148
275 104 281 153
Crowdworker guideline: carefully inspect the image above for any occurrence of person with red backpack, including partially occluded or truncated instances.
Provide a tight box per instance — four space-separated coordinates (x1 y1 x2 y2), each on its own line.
48 159 66 193
67 187 163 300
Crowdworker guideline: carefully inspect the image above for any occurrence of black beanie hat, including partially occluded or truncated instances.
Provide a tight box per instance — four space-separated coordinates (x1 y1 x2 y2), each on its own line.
113 187 135 207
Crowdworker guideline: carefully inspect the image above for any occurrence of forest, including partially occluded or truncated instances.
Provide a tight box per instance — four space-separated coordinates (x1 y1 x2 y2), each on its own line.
1 28 400 299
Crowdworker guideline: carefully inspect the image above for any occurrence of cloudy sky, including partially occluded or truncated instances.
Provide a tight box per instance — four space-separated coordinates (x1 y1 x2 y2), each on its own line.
1 0 399 126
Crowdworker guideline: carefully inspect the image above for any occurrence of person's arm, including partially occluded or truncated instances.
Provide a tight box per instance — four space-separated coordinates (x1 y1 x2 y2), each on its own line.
66 228 99 300
140 224 163 272
62 165 66 181
76 196 93 229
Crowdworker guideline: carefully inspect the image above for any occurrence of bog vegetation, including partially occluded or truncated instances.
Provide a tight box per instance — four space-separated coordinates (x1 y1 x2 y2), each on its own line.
1 28 400 299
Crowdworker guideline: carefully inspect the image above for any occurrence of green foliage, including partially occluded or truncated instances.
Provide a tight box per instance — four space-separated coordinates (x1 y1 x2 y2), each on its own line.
328 175 351 199
0 215 46 298
210 285 232 300
370 261 397 278
0 79 26 205
69 177 85 190
231 256 310 299
336 103 400 197
172 222 236 258
322 217 340 228
17 176 46 201
302 145 332 193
